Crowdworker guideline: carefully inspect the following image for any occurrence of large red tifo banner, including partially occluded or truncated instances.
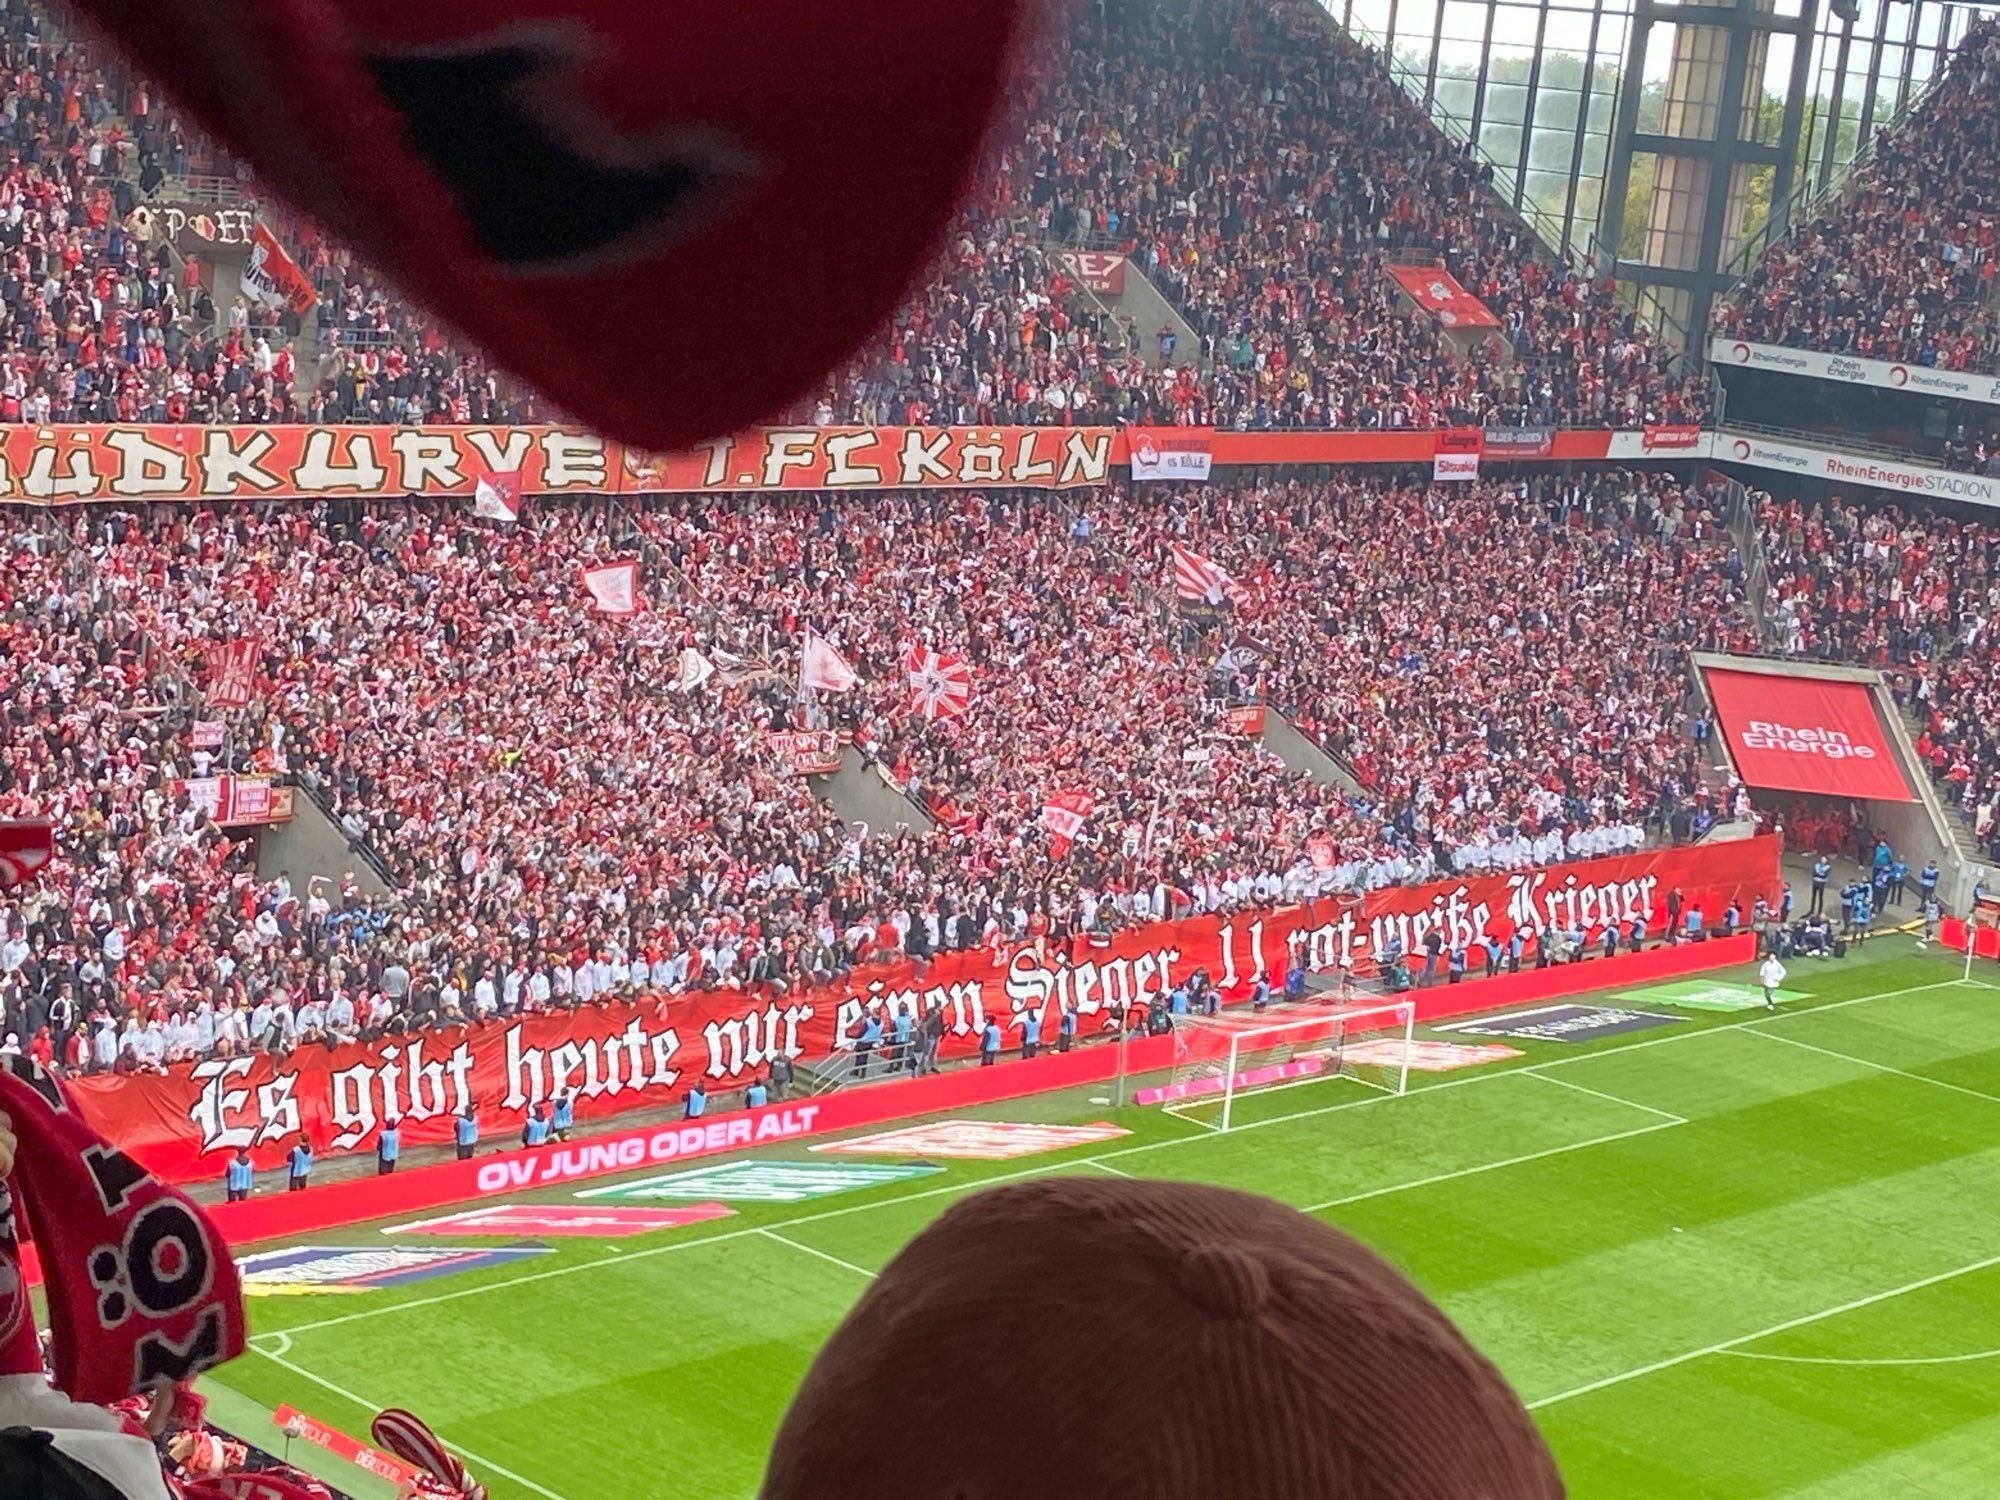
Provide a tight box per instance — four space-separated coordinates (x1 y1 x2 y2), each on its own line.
1385 264 1501 329
69 838 1777 1184
1704 668 1913 802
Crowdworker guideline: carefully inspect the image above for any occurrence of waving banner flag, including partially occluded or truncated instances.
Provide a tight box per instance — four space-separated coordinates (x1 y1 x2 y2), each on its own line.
471 469 521 524
712 648 779 687
1169 544 1245 607
242 223 318 315
371 1410 485 1500
800 630 858 694
204 639 260 710
0 821 52 890
1041 790 1095 858
581 560 642 617
673 648 715 692
904 645 972 721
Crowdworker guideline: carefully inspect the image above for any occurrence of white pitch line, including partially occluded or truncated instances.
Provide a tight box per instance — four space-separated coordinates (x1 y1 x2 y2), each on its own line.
248 1343 572 1500
1721 1346 2000 1368
1084 1159 1135 1178
262 976 1974 1344
1301 1118 1684 1214
1523 1068 1688 1125
1526 1252 2000 1410
759 1227 877 1280
1741 1026 2000 1107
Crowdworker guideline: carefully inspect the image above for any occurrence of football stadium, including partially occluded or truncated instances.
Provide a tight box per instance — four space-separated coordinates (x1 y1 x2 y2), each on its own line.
2 0 2000 1494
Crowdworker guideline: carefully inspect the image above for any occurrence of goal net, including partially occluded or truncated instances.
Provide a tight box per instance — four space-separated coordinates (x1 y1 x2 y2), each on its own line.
1143 1001 1416 1132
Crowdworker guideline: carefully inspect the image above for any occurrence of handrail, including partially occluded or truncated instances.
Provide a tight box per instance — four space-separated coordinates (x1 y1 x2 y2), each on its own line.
175 174 247 207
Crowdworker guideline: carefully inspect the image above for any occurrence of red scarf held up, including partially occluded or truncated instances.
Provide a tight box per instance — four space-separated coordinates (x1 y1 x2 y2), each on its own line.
0 1055 245 1401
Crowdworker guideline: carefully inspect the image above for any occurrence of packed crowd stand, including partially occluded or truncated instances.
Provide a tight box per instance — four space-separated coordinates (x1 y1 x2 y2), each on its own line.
3 469 1749 1075
1755 491 2000 864
1716 19 2000 374
838 0 1707 431
0 0 1704 433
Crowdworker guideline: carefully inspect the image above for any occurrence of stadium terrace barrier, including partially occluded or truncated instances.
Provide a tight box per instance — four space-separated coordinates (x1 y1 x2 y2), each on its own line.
0 424 1699 505
68 839 1782 1185
124 934 1756 1260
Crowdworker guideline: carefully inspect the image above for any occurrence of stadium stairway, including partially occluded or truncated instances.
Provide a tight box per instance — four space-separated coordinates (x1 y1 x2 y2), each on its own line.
1109 256 1206 371
1258 709 1363 794
815 745 937 838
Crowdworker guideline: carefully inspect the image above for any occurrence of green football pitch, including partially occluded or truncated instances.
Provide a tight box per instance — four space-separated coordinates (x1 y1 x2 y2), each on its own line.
208 941 2000 1499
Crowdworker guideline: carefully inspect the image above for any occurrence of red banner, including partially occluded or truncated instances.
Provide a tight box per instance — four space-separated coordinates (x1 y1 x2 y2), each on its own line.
1704 668 1913 801
1057 249 1126 294
179 775 291 827
1643 423 1704 450
0 424 1700 504
1223 704 1267 735
67 837 1777 1183
1385 263 1500 329
0 426 1117 504
768 729 843 775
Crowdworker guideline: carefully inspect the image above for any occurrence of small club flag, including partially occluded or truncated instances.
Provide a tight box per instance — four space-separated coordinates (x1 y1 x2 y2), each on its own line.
472 470 521 524
581 560 642 617
1169 544 1246 607
1040 790 1095 858
674 648 716 692
904 645 972 721
800 630 858 694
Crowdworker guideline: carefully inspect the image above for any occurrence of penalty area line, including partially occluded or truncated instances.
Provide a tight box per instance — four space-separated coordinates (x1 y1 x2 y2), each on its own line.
1300 1117 1683 1215
758 1227 877 1280
1526 1251 2000 1410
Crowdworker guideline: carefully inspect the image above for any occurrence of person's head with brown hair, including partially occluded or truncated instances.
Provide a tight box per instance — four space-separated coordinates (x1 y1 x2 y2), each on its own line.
764 1175 1562 1499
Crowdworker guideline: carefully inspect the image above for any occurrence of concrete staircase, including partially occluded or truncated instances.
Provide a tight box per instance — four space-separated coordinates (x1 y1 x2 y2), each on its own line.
1258 710 1363 794
814 746 935 836
1111 259 1206 370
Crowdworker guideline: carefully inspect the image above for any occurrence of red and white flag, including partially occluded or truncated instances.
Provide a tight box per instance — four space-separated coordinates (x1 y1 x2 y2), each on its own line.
242 222 318 315
581 560 642 617
1169 544 1246 607
0 820 52 890
673 648 715 692
1040 790 1095 858
799 630 858 694
204 639 260 709
372 1409 484 1500
904 645 972 721
472 469 521 524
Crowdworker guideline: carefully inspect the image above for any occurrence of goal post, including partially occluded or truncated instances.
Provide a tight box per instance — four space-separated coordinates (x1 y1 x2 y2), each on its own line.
1144 1001 1417 1132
